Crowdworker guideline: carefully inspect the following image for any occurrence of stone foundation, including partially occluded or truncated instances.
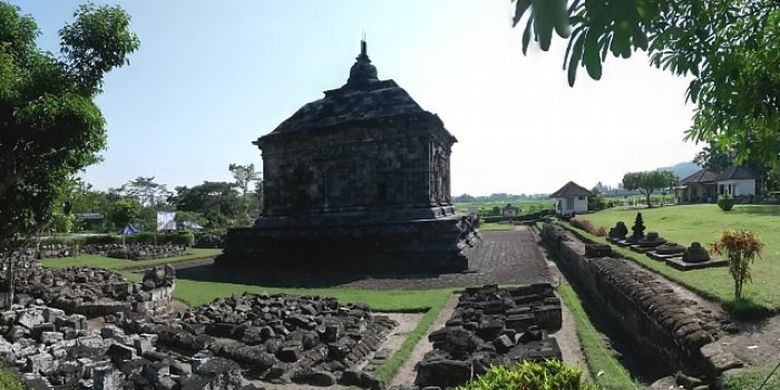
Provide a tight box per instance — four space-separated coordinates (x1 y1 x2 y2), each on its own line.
217 207 478 273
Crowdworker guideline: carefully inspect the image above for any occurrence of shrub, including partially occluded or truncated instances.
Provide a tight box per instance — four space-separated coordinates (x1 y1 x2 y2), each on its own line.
570 218 606 236
595 226 607 237
126 232 157 245
38 236 86 246
456 360 595 390
83 235 120 245
124 231 195 247
718 195 736 211
170 231 195 247
711 230 764 299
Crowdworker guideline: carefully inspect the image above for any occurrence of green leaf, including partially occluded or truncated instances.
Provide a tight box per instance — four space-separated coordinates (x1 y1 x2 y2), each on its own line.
512 0 532 27
522 18 533 55
583 28 602 80
568 32 586 86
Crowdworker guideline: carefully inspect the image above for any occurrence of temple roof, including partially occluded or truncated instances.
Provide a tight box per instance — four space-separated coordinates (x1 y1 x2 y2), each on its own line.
258 40 430 138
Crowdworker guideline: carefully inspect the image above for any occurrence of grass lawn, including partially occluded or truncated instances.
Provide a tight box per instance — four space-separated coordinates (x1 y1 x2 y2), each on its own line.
454 200 554 214
0 367 23 390
566 204 780 313
41 248 222 271
478 222 514 232
556 284 639 389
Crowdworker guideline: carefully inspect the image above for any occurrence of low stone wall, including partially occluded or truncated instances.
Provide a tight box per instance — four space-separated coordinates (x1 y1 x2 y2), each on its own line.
541 223 733 379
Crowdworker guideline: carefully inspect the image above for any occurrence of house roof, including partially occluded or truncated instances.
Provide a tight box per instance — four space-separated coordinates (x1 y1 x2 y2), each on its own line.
550 181 592 198
680 169 719 184
717 165 756 181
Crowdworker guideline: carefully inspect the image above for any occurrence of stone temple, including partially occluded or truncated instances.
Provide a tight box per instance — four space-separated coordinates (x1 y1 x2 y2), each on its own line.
216 40 477 273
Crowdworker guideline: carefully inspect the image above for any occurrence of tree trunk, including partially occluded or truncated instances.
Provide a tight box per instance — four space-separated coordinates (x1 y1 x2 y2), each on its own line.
645 191 652 208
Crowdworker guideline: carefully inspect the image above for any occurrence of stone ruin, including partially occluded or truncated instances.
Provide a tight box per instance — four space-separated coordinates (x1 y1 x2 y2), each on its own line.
3 265 174 318
0 259 396 389
0 302 267 390
193 234 224 249
414 284 562 389
14 243 187 261
102 244 187 261
123 292 396 388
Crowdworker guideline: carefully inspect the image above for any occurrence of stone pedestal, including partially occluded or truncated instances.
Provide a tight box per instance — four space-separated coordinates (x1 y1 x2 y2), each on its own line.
216 207 477 273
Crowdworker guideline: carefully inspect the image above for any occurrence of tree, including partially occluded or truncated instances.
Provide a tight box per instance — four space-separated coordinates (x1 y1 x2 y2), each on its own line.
174 211 208 229
109 198 141 229
173 182 245 229
228 164 261 197
693 142 736 172
587 187 606 211
250 179 264 217
228 163 261 222
512 1 780 167
112 176 172 207
622 170 677 207
711 230 764 299
0 2 138 304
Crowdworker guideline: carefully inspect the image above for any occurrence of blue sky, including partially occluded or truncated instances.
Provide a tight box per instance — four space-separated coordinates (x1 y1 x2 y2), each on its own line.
15 1 700 195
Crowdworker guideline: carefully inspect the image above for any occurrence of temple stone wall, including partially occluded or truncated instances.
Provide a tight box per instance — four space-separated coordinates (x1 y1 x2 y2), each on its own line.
261 115 452 216
540 223 728 378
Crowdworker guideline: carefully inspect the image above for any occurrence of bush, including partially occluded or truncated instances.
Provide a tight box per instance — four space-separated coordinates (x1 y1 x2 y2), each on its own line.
456 360 595 390
170 231 195 247
570 218 606 237
718 195 736 211
124 231 195 247
38 236 86 246
83 235 120 245
711 230 764 299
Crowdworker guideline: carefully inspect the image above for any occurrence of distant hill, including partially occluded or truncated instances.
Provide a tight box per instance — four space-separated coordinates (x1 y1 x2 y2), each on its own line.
657 161 700 180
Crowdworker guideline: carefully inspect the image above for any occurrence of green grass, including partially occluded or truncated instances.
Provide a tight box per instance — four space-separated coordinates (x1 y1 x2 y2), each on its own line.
373 291 451 381
479 222 514 232
41 248 222 271
576 204 780 313
454 200 554 214
0 367 23 390
722 364 780 389
556 284 640 390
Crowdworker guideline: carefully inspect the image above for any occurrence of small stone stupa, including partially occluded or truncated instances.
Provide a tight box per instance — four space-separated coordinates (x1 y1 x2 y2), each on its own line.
216 40 478 273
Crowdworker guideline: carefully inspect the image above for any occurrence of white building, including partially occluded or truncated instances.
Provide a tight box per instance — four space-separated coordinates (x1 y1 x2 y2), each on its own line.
716 166 756 197
551 181 592 216
675 166 756 203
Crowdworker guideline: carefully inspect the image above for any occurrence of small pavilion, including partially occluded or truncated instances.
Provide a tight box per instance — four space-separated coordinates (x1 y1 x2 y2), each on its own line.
550 181 592 216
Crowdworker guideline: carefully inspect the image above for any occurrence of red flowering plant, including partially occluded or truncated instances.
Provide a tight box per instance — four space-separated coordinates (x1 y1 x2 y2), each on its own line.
710 230 764 299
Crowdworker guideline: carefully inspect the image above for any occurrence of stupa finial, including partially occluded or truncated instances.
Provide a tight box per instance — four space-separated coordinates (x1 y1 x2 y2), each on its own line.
348 35 377 86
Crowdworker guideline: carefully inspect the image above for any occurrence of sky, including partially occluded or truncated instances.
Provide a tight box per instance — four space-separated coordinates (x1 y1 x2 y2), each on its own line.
14 0 702 195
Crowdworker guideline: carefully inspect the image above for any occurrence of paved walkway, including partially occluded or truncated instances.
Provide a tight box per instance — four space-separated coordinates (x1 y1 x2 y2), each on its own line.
174 226 550 290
